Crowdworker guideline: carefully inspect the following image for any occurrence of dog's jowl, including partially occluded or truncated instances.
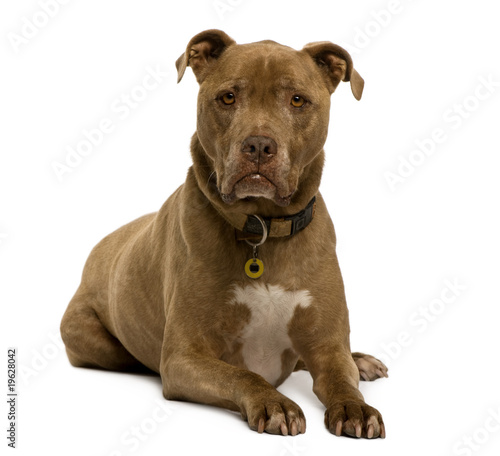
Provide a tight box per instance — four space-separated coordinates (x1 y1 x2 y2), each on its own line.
61 29 388 438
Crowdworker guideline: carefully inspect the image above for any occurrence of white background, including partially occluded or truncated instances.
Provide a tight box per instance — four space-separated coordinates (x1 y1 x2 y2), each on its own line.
1 0 500 455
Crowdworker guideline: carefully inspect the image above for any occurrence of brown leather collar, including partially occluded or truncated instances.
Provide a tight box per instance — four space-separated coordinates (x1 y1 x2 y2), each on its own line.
231 197 317 241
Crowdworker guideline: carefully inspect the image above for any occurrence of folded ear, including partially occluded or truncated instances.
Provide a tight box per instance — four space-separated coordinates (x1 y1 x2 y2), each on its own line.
302 41 364 100
176 29 236 84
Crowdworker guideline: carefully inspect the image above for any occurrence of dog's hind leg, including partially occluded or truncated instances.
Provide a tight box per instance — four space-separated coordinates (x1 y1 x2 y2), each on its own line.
60 292 148 373
352 352 388 381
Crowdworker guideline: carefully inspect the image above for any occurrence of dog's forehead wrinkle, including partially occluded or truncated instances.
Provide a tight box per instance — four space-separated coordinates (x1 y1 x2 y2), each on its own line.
219 42 311 83
215 78 248 91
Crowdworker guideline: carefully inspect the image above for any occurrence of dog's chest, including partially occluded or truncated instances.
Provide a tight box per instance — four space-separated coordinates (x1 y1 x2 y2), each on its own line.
228 283 312 386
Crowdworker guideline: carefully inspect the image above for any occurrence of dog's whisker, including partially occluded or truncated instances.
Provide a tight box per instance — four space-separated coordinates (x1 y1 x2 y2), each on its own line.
207 171 216 187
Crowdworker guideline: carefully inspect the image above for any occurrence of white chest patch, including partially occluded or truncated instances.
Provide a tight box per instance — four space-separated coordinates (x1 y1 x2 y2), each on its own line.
230 283 312 385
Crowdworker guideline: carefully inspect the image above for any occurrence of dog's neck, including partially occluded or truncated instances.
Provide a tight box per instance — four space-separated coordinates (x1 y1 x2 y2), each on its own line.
190 133 324 236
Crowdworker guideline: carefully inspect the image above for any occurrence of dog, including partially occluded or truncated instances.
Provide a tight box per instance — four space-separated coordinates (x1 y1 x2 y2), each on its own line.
61 29 388 438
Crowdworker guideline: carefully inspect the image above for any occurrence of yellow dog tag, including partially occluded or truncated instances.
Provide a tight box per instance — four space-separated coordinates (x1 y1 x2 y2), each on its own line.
245 258 264 279
243 215 267 279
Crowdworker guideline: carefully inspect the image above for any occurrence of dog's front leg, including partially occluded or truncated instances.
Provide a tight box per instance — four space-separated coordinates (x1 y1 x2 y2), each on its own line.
160 352 306 435
290 309 385 439
315 350 385 439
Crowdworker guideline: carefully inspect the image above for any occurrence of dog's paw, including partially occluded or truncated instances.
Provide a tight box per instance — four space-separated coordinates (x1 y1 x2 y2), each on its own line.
325 400 385 439
352 352 388 381
244 393 306 436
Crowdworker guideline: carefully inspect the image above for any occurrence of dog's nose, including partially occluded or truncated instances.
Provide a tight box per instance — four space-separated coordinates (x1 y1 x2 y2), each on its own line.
241 136 277 161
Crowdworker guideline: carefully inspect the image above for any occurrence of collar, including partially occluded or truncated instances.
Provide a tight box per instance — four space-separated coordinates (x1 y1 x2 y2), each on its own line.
232 196 317 241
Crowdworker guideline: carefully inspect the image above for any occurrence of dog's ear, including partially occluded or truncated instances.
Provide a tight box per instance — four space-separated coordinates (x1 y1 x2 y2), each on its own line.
302 42 364 100
176 29 236 84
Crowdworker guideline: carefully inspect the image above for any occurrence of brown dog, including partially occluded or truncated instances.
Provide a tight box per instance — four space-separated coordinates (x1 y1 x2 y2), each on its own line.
60 29 388 438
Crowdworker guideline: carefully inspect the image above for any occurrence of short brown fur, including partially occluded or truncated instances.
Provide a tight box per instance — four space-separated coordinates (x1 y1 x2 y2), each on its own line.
61 30 387 438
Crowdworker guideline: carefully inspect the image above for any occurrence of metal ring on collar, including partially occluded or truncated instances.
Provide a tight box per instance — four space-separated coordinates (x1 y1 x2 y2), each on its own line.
244 215 268 247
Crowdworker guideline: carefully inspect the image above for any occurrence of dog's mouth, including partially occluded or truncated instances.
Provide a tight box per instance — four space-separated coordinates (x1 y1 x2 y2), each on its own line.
235 173 276 197
220 173 293 207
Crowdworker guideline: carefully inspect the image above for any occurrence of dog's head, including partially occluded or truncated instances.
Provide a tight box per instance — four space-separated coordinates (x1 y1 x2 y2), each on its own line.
177 30 363 208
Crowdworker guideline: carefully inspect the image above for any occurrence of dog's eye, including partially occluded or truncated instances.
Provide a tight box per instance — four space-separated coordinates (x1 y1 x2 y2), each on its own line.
291 95 306 108
221 93 236 105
